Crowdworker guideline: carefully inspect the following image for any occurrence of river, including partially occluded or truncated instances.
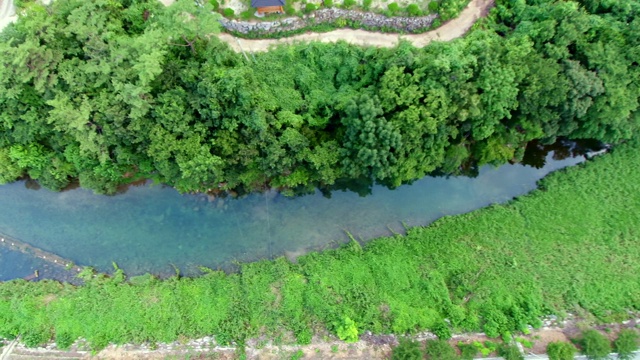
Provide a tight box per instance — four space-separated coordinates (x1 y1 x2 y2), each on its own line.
0 140 603 281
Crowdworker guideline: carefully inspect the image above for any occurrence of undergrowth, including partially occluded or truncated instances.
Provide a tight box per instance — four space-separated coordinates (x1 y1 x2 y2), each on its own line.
1 141 639 349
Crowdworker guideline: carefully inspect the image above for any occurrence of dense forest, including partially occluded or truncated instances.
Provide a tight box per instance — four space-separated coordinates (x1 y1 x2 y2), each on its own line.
0 0 638 194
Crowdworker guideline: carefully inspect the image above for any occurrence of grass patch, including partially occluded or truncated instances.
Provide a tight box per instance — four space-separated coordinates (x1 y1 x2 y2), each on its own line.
1 141 639 349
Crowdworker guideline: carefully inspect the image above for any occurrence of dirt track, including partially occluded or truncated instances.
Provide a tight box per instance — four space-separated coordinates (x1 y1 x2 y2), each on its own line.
218 0 493 52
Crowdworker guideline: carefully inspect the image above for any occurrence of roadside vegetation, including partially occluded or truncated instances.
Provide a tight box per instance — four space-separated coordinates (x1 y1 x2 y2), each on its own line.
1 138 639 351
1 0 638 194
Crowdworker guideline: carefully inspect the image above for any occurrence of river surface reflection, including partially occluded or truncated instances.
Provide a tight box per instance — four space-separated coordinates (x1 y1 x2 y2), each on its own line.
0 140 602 280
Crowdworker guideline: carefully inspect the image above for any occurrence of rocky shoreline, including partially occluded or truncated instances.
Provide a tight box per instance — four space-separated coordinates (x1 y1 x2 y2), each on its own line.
219 8 438 35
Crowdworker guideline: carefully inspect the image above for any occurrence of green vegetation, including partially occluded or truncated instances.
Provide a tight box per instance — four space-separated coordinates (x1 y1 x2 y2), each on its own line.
581 330 612 360
424 339 457 360
1 136 639 350
499 344 524 360
391 338 423 360
547 341 577 360
1 0 638 194
614 329 639 360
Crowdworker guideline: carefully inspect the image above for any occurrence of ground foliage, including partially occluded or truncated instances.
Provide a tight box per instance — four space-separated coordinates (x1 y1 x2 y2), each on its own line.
0 0 639 194
0 138 639 349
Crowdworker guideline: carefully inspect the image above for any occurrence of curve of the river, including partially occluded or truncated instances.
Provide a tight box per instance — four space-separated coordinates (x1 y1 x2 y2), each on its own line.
0 142 601 281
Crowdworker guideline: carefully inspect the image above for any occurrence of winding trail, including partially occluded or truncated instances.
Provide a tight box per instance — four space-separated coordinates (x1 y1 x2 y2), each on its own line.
0 0 493 51
218 0 493 52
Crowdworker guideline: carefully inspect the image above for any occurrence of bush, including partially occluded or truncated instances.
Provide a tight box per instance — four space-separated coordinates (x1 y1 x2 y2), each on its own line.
392 338 423 360
222 7 235 17
614 329 639 360
387 2 400 14
342 0 356 8
240 9 254 20
324 0 333 7
432 321 452 340
209 0 220 11
304 3 317 13
424 339 457 360
581 330 611 360
428 1 440 13
284 4 296 14
406 4 422 16
499 344 524 360
362 0 372 10
547 341 577 360
334 317 358 343
458 342 478 360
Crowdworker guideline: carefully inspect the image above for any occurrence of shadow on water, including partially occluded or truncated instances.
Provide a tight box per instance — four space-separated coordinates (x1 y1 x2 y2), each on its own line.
0 139 606 282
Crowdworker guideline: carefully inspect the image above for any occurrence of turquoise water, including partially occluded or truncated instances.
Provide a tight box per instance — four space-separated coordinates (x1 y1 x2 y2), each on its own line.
0 144 595 280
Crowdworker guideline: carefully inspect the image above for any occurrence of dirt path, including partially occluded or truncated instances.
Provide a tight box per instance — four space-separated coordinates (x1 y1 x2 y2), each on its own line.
218 0 493 52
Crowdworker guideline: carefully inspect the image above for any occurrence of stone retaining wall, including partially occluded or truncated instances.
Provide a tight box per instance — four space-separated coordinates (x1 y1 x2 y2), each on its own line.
219 8 438 35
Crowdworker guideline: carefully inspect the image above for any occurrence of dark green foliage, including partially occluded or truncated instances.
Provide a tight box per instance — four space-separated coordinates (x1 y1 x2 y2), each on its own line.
0 0 638 195
209 0 220 11
223 7 235 17
457 343 478 360
614 329 639 360
581 330 611 360
427 1 439 13
547 341 577 360
324 0 333 7
499 344 524 360
392 338 423 360
362 0 372 9
424 339 457 360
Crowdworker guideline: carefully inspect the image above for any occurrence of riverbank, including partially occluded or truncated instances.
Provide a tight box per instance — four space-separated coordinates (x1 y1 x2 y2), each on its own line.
1 139 639 352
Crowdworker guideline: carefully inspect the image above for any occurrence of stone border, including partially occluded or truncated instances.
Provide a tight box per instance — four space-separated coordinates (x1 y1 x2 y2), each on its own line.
220 8 438 36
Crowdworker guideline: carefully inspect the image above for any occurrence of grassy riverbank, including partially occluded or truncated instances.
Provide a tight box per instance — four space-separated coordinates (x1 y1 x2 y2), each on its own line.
1 140 640 350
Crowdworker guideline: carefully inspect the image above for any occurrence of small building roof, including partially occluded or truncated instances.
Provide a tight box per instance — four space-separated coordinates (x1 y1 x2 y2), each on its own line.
251 0 285 7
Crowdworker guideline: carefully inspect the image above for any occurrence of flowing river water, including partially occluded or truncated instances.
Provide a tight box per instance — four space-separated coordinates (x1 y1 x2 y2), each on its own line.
0 140 603 281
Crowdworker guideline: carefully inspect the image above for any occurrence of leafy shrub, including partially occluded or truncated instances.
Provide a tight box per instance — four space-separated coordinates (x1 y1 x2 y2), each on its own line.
458 342 478 360
406 4 422 16
54 332 75 350
22 330 50 348
240 9 254 20
581 330 611 360
392 338 423 360
324 0 333 7
362 0 372 10
335 317 358 343
614 329 639 360
424 339 457 360
387 2 400 14
428 1 439 13
473 340 498 357
432 321 452 340
334 18 347 27
342 0 356 8
284 4 296 14
209 0 220 11
223 7 235 17
499 344 524 360
547 341 577 360
304 3 317 13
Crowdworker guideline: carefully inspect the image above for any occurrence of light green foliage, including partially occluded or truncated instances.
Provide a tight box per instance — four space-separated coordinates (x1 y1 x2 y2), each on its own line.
547 341 577 360
304 3 317 13
581 330 611 360
362 0 372 9
334 316 359 343
324 0 333 7
387 2 400 13
392 338 423 360
223 7 235 17
614 329 639 360
428 1 439 13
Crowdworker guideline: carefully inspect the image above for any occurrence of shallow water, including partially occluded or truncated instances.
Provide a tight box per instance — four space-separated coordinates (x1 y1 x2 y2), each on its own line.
0 142 597 280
